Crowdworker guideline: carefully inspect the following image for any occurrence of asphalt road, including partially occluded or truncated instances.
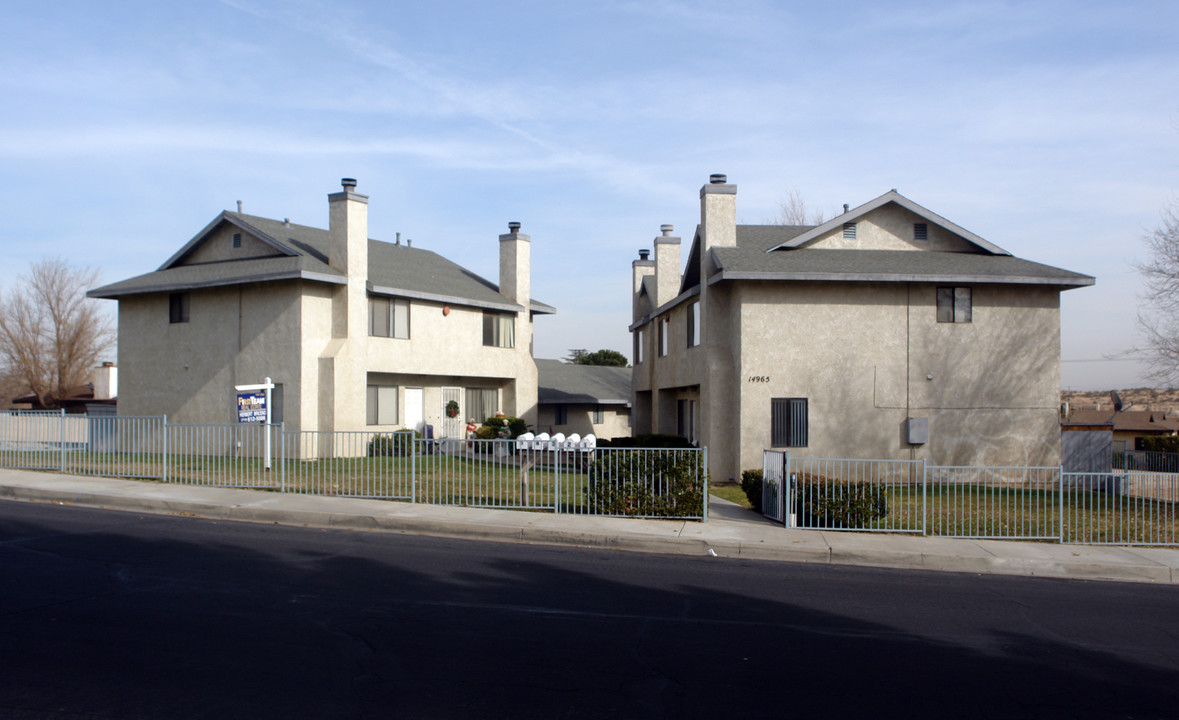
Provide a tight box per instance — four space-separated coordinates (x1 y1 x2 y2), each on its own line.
2 499 1178 719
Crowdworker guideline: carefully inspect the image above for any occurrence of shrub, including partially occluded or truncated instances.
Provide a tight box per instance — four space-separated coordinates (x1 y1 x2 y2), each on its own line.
481 415 527 439
740 469 764 514
599 434 692 449
367 429 419 457
585 450 705 517
794 475 888 528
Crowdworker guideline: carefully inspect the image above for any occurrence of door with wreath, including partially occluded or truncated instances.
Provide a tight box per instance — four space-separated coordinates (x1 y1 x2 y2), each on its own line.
441 387 464 439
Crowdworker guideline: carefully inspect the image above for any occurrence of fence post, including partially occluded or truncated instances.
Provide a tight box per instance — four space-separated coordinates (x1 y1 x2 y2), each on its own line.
280 422 286 493
921 459 927 536
410 437 417 503
162 415 169 483
701 447 709 522
59 408 66 474
783 451 791 527
1058 465 1064 544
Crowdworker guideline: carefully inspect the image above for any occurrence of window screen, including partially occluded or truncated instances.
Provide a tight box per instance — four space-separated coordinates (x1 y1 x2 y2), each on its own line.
771 398 808 447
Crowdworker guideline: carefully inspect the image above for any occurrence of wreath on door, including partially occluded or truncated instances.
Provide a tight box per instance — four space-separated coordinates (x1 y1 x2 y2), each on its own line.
445 400 460 418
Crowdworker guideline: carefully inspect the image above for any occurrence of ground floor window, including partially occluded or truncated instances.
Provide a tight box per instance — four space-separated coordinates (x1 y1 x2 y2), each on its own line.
366 385 398 425
554 404 567 425
465 388 497 423
593 405 604 425
771 397 807 447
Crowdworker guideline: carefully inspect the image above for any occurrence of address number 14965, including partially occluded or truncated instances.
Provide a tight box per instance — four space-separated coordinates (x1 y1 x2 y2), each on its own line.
747 376 770 383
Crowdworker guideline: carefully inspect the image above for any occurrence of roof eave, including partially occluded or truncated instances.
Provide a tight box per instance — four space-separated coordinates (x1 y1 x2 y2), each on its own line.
87 269 346 299
706 269 1095 289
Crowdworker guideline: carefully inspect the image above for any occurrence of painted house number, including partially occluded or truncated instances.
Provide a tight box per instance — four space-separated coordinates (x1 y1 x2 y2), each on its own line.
747 375 770 383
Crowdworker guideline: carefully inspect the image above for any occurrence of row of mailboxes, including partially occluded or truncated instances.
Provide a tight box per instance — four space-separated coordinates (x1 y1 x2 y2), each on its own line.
515 432 597 452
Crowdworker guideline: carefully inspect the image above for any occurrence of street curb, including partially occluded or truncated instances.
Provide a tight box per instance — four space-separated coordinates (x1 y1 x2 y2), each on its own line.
3 479 1179 585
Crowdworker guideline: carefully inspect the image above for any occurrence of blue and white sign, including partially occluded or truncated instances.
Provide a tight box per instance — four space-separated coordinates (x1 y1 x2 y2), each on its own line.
237 392 267 423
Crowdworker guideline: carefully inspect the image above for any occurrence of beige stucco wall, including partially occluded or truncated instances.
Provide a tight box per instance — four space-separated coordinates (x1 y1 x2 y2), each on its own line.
179 224 284 264
537 403 630 439
731 281 1062 477
808 205 977 252
117 280 306 426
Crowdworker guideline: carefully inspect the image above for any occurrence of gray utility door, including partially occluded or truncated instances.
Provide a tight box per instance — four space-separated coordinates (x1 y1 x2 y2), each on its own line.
441 387 464 439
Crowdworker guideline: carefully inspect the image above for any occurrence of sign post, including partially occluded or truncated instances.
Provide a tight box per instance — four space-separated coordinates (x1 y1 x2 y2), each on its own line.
235 377 274 470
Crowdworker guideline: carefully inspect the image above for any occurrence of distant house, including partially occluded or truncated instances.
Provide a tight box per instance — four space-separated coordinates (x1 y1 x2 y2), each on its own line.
536 359 631 439
11 363 118 414
89 179 554 438
631 174 1094 482
1064 408 1179 451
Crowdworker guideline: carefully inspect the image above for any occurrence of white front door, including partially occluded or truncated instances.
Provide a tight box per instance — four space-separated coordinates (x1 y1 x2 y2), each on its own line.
404 388 424 432
441 386 463 439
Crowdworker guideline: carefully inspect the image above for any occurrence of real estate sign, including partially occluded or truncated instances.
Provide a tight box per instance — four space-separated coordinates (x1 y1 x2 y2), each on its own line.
237 392 267 423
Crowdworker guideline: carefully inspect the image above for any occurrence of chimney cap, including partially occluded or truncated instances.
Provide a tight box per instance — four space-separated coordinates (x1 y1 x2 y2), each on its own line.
639 249 651 260
660 224 674 236
709 173 727 184
508 221 521 232
341 177 357 189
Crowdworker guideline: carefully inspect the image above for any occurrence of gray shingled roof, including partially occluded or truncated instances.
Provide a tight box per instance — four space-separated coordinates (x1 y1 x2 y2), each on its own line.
89 211 556 314
711 246 1094 287
536 359 631 405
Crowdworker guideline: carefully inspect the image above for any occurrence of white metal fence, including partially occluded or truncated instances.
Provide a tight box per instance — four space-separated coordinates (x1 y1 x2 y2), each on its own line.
762 450 1179 545
0 413 707 520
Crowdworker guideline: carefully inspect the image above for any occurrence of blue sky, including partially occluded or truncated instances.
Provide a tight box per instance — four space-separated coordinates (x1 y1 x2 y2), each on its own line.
2 0 1176 390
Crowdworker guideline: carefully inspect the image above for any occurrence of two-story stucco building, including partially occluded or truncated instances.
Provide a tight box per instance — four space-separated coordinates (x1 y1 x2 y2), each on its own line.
630 174 1094 483
89 179 554 442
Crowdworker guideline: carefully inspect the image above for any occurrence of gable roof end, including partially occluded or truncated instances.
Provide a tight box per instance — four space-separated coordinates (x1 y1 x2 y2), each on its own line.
159 211 301 270
767 190 1011 256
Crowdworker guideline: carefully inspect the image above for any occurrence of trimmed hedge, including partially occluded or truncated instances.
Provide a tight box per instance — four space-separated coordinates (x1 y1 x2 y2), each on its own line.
585 450 705 517
794 475 888 528
740 469 764 514
367 429 419 457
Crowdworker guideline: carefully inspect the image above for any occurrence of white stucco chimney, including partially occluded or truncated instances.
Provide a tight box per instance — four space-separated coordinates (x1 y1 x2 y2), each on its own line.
632 248 655 320
328 178 368 278
499 221 530 309
700 174 737 275
92 362 117 400
654 224 681 308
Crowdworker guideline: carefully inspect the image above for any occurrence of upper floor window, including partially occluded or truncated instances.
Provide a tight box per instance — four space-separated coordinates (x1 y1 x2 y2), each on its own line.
369 297 410 339
658 316 669 357
232 232 242 248
483 311 515 348
913 223 928 242
687 301 700 348
634 329 644 364
937 287 972 323
169 293 190 324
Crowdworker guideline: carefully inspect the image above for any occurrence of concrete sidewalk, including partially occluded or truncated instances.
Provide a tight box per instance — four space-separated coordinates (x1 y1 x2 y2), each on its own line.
2 467 1178 585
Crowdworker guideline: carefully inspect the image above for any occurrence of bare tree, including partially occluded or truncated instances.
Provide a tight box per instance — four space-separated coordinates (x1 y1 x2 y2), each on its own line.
774 188 826 226
0 258 114 408
1136 202 1179 384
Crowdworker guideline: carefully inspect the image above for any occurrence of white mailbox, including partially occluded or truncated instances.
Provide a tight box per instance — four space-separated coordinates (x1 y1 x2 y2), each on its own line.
515 432 535 451
579 434 597 452
562 433 581 451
